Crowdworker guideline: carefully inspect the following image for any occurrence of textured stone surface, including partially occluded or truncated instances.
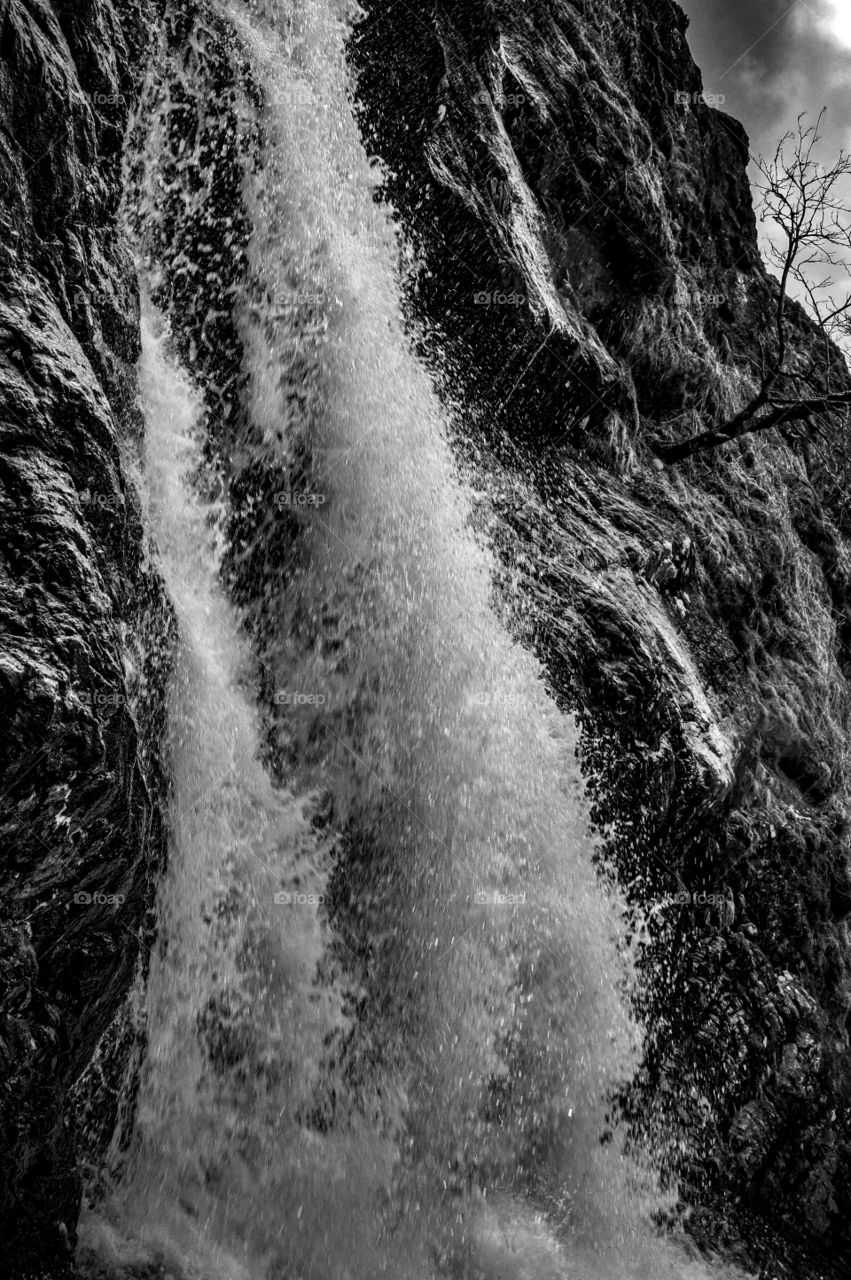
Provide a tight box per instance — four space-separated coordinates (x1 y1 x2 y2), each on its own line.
113 0 851 1271
0 0 172 1270
5 0 851 1275
349 0 851 1272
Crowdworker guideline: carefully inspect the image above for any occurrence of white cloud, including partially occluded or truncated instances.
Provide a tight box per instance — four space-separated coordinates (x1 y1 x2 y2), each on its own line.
818 0 851 48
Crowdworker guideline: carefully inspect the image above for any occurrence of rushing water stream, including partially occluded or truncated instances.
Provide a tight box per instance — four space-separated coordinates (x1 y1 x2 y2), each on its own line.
77 2 750 1277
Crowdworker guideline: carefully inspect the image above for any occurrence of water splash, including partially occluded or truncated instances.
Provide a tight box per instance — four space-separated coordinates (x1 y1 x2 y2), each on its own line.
78 3 752 1277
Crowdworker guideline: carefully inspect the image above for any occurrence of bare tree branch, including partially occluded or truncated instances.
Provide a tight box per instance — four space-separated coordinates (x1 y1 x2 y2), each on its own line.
656 111 851 463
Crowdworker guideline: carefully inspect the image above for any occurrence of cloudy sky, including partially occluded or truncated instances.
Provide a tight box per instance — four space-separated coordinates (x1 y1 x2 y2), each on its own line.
678 0 851 161
676 1 851 319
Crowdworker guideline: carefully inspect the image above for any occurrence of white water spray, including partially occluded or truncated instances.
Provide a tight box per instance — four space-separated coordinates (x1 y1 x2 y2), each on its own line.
78 3 751 1278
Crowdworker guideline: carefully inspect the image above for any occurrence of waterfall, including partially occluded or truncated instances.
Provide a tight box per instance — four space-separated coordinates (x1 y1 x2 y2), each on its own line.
77 3 750 1277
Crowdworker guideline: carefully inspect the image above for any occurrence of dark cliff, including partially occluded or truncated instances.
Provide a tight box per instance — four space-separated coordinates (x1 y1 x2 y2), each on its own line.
3 0 851 1277
0 0 172 1271
349 0 851 1273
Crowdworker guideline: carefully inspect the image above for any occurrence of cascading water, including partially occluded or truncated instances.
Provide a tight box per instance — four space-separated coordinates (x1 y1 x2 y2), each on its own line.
77 3 750 1277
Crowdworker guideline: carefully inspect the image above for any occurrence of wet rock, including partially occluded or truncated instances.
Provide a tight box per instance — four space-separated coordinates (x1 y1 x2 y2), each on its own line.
5 0 843 1272
0 0 172 1269
776 971 820 1028
775 1031 822 1097
351 0 851 1269
645 534 697 597
828 865 851 921
729 1099 780 1183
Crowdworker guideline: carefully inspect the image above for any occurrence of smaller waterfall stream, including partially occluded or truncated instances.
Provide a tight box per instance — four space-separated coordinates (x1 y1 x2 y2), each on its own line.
79 298 350 1278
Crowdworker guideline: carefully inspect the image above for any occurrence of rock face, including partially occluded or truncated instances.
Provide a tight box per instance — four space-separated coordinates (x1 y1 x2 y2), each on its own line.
5 0 851 1275
349 0 851 1271
0 1 172 1271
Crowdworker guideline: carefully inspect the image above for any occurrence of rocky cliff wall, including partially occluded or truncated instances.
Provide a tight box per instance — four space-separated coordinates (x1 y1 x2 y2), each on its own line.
4 0 851 1276
0 1 172 1271
85 0 851 1273
349 1 851 1274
